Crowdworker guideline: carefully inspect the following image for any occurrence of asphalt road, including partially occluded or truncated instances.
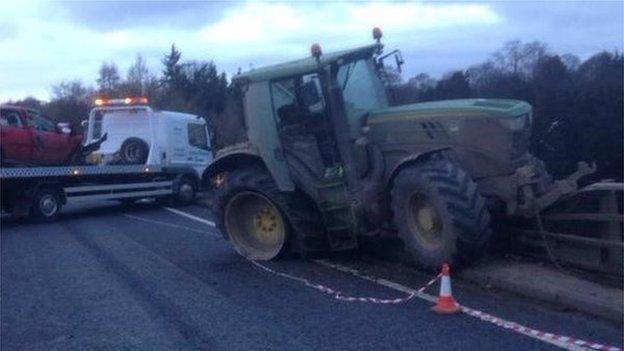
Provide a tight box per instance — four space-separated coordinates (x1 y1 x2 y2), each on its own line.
1 201 622 350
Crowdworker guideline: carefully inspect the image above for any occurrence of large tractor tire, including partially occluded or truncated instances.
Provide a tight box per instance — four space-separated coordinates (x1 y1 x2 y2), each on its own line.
391 160 491 270
120 138 149 164
215 167 326 260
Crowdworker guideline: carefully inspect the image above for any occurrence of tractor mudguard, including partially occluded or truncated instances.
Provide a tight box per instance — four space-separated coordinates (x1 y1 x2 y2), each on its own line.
386 147 451 185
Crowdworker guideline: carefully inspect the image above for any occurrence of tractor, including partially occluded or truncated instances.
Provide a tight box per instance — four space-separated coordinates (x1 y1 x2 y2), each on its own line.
204 28 594 269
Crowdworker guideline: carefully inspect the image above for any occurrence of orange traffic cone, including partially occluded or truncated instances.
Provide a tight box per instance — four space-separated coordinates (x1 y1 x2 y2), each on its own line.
432 263 461 314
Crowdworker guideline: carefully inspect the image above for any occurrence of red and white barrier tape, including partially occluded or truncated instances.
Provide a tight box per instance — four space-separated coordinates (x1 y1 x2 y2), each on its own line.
461 306 622 351
160 207 620 351
249 260 441 304
250 259 621 351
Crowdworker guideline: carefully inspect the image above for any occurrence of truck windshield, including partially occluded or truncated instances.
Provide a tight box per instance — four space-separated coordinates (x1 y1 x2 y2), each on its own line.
337 59 388 118
91 111 104 140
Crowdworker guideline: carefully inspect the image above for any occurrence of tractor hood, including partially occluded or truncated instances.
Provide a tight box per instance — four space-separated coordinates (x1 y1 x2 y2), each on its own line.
364 98 535 178
367 98 531 123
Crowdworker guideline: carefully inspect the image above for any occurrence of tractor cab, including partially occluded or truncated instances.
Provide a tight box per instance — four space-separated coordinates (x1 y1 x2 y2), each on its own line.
234 33 394 142
231 31 395 186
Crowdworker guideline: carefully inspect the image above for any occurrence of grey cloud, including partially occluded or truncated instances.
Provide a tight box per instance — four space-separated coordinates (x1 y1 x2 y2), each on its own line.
4 1 624 101
491 1 623 27
50 1 227 31
489 1 623 60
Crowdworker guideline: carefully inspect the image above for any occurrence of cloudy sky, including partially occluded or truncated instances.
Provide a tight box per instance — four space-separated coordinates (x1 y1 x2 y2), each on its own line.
1 1 622 102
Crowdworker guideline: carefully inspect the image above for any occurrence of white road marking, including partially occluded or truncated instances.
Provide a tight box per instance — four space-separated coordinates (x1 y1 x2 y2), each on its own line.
163 207 597 351
313 259 438 303
315 259 584 351
123 214 210 235
164 207 216 227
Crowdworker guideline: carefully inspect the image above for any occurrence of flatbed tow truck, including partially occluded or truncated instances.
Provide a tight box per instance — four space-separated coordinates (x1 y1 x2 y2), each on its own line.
0 164 197 221
1 97 211 221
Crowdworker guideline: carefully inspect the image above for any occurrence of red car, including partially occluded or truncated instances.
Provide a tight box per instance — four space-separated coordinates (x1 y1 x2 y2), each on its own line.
0 105 83 166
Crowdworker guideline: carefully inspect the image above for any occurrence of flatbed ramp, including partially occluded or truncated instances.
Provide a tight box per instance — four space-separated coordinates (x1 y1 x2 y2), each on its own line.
0 164 193 221
0 165 162 178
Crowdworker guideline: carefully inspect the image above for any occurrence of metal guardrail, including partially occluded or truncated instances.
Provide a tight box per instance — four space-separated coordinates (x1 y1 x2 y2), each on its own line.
512 182 623 276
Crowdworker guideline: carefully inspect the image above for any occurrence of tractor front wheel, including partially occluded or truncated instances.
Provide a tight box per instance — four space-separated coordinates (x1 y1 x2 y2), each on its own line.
391 160 491 270
215 167 326 260
225 191 288 260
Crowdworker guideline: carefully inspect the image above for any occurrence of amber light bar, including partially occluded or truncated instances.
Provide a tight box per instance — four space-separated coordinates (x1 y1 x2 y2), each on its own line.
94 97 149 107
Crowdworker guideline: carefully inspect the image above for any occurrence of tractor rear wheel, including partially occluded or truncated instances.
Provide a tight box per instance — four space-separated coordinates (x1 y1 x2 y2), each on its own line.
215 167 326 260
391 160 491 270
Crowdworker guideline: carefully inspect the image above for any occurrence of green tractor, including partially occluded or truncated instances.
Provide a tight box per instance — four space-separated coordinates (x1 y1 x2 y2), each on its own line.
205 28 594 269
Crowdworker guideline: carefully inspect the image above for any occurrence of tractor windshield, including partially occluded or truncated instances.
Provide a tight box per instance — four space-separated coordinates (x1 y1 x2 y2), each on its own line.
338 59 389 121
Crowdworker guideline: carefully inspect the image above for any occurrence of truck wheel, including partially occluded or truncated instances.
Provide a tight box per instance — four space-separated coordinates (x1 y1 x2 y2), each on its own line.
31 188 62 222
120 138 149 164
175 177 196 205
391 160 491 270
215 167 325 260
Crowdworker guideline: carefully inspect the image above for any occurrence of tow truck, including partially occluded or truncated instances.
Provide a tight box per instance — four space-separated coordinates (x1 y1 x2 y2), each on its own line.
0 97 213 221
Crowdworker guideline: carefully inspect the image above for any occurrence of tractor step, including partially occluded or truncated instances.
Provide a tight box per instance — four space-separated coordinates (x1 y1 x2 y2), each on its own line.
319 202 351 212
315 178 358 251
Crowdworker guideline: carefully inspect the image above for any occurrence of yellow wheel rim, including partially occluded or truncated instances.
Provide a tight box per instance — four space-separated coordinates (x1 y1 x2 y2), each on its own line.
406 193 443 249
225 191 286 260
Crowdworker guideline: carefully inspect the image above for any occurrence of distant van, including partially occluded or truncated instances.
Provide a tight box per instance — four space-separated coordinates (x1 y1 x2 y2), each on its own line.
83 98 212 179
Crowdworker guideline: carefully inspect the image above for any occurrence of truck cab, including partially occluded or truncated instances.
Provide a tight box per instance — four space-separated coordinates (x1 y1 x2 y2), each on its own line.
0 105 82 166
83 97 212 180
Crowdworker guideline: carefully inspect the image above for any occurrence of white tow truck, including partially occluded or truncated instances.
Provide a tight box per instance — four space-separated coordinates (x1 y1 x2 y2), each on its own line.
0 97 213 221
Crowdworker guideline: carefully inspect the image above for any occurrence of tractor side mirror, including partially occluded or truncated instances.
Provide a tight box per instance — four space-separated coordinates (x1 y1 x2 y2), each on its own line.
378 49 404 74
394 52 404 73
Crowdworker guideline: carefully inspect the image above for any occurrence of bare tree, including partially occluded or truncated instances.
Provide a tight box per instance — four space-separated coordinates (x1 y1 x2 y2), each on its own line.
561 54 581 71
52 80 92 103
492 40 548 79
407 73 436 90
46 80 94 127
127 54 150 95
96 62 121 95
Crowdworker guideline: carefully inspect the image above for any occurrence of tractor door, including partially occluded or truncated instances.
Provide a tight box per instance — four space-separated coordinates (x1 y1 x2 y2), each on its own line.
271 73 337 178
270 73 359 251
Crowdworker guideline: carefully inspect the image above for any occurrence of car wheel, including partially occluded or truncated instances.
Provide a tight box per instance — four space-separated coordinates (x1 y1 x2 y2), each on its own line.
120 138 149 164
175 176 197 205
